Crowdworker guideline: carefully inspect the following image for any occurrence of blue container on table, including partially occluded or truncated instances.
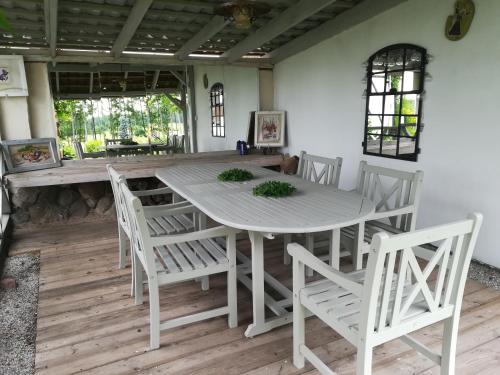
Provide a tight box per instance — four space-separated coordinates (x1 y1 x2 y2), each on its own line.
237 140 248 155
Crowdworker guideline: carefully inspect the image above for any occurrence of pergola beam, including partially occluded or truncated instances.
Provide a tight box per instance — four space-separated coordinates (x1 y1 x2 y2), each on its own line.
268 0 409 63
44 0 59 58
169 70 186 86
55 71 60 93
111 0 153 58
122 71 128 91
222 0 338 63
89 72 93 94
175 16 229 60
54 88 179 100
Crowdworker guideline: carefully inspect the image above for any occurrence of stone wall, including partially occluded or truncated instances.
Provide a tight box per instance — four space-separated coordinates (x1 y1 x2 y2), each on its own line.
9 178 170 226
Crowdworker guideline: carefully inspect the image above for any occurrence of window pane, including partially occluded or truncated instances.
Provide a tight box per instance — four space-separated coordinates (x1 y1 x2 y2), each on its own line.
386 71 403 93
382 115 398 134
367 115 382 133
372 53 386 73
400 116 418 136
381 136 398 155
402 71 421 92
366 135 381 153
370 73 385 94
368 96 383 114
384 95 399 115
399 137 417 155
386 48 405 71
401 94 419 115
405 48 423 70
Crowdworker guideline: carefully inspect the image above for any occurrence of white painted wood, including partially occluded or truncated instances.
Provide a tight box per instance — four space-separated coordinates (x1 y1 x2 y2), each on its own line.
267 0 409 63
288 213 483 374
343 161 424 270
111 0 154 58
222 0 338 62
176 16 229 60
156 163 374 337
119 179 240 350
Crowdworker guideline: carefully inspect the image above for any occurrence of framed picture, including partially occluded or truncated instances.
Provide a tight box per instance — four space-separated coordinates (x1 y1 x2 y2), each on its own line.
0 55 28 97
1 138 61 173
254 111 286 147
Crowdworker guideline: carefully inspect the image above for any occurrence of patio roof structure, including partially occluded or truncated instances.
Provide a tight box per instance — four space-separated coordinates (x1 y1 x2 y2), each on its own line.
0 0 407 66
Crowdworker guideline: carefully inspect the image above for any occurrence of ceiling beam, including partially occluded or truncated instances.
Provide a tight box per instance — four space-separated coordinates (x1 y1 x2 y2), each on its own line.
122 71 128 91
268 0 409 63
222 0 337 63
169 70 186 86
44 0 59 58
54 88 179 100
151 70 160 89
175 16 229 60
55 71 60 93
111 0 154 58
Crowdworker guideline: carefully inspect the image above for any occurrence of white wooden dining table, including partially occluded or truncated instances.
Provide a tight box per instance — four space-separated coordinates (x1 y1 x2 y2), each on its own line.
156 163 375 337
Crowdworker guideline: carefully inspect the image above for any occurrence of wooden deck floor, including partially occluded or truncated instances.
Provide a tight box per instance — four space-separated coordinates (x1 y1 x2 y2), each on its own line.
9 221 500 374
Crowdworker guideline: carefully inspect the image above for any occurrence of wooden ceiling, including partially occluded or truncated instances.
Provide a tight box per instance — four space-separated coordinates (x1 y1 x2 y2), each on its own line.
0 0 408 66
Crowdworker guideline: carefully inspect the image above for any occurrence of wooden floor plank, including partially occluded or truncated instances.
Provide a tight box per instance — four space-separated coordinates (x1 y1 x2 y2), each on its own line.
6 220 496 375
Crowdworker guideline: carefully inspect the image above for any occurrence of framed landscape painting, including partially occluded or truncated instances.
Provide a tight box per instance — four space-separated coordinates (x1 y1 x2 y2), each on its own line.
254 111 285 147
1 138 61 173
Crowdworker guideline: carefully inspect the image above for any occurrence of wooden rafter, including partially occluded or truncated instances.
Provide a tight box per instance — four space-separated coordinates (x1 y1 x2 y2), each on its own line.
164 92 184 110
222 0 338 63
89 72 93 94
268 0 410 63
169 70 186 87
122 71 128 91
151 70 160 90
44 0 59 58
111 0 154 58
55 71 60 93
175 16 229 60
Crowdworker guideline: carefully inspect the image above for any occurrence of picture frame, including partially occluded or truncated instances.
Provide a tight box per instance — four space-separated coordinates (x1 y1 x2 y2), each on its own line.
0 55 28 97
254 111 286 147
1 138 61 173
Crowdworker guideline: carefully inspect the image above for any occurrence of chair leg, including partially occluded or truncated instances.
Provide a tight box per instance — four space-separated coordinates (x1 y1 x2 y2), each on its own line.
283 234 292 265
148 278 161 350
118 224 127 269
227 233 238 328
292 259 306 369
201 276 210 291
134 254 144 306
305 233 314 277
353 222 365 270
441 315 459 375
356 342 373 375
130 243 135 297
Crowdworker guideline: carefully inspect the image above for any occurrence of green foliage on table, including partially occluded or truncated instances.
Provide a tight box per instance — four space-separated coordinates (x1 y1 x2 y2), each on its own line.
218 168 254 182
120 140 139 146
253 181 296 198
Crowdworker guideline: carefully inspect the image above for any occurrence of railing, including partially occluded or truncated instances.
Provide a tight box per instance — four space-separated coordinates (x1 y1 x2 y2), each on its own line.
0 148 10 239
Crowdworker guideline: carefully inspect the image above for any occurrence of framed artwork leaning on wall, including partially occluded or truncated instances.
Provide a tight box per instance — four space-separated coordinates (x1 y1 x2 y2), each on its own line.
1 138 61 173
254 111 286 147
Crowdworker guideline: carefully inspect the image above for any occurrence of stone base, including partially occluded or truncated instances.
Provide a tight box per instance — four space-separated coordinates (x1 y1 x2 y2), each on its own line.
9 178 171 226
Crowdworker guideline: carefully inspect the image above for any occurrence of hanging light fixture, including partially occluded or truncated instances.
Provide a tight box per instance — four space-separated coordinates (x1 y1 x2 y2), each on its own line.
215 1 271 30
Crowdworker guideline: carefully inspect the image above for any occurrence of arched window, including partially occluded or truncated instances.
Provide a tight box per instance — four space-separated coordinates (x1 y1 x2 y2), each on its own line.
363 44 427 161
210 83 225 137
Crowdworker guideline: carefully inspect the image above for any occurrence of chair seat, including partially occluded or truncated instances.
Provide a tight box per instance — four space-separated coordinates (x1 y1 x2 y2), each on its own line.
146 214 195 237
153 237 228 275
341 220 403 253
300 270 425 335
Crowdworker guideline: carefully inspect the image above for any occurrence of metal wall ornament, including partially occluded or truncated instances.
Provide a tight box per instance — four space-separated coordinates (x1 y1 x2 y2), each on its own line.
445 0 475 41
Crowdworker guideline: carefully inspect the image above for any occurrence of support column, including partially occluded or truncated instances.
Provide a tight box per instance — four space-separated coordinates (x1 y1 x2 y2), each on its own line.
186 65 197 153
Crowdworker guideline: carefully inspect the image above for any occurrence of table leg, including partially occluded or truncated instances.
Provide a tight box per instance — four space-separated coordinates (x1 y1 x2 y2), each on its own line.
245 231 266 337
329 228 341 270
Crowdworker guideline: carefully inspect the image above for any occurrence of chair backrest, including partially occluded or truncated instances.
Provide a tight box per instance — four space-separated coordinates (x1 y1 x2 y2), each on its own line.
296 151 343 187
106 165 129 232
360 213 482 339
356 161 424 231
105 138 131 146
73 141 84 159
119 179 157 275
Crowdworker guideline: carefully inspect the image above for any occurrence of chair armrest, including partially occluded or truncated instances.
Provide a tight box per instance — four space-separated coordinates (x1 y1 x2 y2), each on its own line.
132 187 174 197
287 243 364 296
369 204 415 221
143 202 197 218
150 225 242 246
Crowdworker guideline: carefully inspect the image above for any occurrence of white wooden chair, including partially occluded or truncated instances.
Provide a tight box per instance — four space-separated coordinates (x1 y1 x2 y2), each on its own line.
289 213 482 374
119 179 239 350
284 151 343 274
343 161 424 270
107 165 195 270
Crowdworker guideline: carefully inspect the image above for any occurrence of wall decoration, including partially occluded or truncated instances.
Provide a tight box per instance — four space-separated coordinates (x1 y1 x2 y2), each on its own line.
0 55 28 96
445 0 475 41
254 111 285 147
1 138 61 173
203 73 209 89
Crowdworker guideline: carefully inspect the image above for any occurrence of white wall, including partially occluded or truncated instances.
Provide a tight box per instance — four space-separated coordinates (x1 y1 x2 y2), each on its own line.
274 0 500 267
194 65 259 152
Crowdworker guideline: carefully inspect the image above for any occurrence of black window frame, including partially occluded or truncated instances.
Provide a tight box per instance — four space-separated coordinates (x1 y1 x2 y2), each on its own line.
210 82 225 138
362 43 428 162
